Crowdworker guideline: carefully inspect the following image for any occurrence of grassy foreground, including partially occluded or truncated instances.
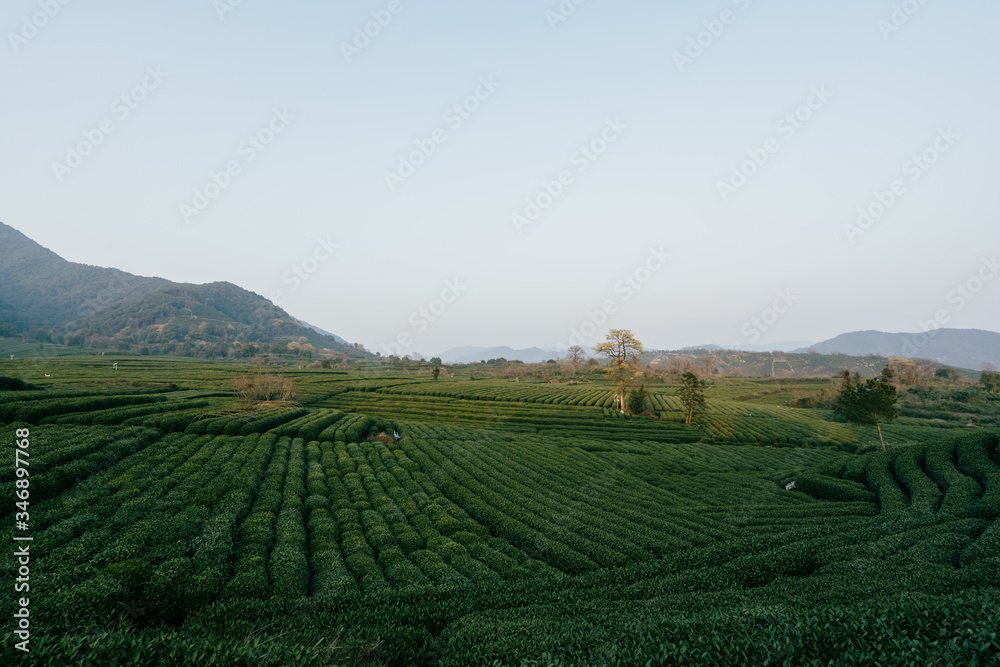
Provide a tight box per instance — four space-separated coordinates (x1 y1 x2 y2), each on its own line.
1 357 997 665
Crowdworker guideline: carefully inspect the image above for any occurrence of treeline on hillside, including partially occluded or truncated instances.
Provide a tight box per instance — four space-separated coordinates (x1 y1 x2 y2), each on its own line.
8 282 365 360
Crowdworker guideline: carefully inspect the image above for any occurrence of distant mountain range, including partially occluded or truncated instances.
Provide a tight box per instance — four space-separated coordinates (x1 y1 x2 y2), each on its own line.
0 221 362 359
674 330 997 372
437 329 999 370
436 346 560 364
682 341 814 353
4 220 996 370
793 329 1000 371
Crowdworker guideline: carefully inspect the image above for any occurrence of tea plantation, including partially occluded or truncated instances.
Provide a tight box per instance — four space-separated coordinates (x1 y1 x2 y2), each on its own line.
1 358 997 665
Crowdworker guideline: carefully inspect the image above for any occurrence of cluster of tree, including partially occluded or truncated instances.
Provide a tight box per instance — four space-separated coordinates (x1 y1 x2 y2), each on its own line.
4 276 363 363
625 383 649 416
679 372 707 426
232 374 297 403
592 330 708 424
632 354 721 379
834 371 898 450
375 349 608 382
933 366 960 382
421 359 598 382
877 357 998 389
301 357 363 370
64 336 345 362
66 284 355 351
380 354 442 365
788 387 834 409
895 384 1000 424
878 356 949 385
982 369 1000 394
594 329 645 413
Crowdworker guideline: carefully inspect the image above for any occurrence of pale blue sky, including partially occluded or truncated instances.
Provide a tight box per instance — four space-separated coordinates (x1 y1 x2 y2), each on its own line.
2 0 998 356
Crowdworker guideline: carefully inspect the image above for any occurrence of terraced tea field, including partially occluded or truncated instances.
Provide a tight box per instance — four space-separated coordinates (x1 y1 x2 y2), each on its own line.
1 358 997 665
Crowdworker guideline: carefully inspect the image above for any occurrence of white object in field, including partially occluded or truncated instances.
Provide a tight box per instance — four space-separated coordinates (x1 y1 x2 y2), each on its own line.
44 374 50 377
785 481 796 491
113 363 118 370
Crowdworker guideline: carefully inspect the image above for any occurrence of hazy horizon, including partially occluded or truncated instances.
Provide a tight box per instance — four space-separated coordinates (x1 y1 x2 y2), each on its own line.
3 0 998 355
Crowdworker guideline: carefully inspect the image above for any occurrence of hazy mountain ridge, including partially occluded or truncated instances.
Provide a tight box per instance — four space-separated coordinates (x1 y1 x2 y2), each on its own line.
646 348 893 378
682 341 814 353
0 222 169 327
0 222 361 357
796 329 1000 371
4 222 997 367
437 329 998 372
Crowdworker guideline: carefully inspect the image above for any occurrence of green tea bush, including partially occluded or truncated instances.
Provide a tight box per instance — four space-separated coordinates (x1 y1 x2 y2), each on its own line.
794 473 876 504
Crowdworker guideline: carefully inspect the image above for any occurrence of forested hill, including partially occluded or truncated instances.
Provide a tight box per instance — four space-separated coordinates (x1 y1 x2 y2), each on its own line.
0 221 364 359
0 222 168 326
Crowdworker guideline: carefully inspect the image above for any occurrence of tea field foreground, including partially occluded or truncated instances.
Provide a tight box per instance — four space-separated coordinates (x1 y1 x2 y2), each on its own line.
1 358 998 665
